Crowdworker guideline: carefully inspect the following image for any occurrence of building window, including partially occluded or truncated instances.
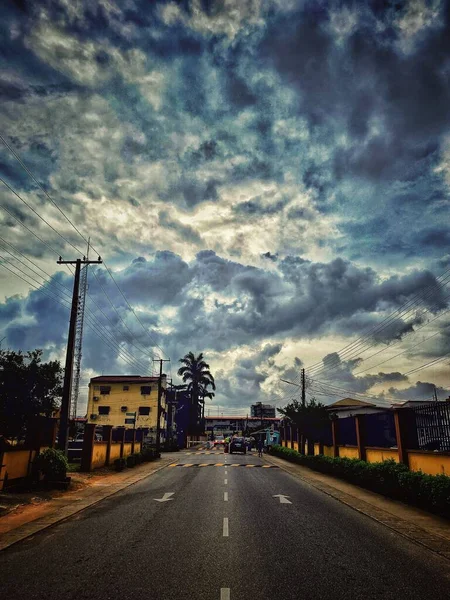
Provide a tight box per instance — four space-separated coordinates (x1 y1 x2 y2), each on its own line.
123 385 129 391
140 386 151 395
121 406 127 412
139 406 151 416
100 386 111 395
98 406 110 415
94 385 99 391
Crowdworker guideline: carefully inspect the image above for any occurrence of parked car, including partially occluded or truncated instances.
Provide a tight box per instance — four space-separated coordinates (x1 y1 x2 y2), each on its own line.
213 436 225 447
229 436 246 454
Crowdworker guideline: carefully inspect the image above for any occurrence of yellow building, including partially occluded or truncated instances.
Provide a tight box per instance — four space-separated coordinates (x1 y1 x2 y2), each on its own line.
86 375 167 438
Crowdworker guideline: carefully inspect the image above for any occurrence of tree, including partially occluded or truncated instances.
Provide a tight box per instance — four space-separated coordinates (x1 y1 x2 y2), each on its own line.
277 397 330 442
0 349 63 442
178 352 215 434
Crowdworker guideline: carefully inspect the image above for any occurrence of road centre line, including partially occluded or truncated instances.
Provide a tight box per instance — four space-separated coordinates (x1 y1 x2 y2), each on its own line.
220 588 230 600
224 479 228 485
224 492 228 501
223 517 229 537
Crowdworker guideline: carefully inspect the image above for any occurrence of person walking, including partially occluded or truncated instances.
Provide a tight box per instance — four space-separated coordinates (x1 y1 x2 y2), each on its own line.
257 438 263 458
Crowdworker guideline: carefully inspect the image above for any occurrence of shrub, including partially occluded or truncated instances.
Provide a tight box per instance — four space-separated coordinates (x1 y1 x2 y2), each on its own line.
126 454 136 468
114 458 126 471
34 448 68 482
269 444 450 517
134 452 143 465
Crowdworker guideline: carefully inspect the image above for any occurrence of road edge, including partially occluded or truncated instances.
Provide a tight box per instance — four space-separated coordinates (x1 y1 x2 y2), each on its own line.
264 454 450 562
0 457 178 552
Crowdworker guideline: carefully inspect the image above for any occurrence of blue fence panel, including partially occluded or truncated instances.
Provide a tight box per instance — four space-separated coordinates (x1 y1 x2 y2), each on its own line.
339 416 357 445
365 412 396 448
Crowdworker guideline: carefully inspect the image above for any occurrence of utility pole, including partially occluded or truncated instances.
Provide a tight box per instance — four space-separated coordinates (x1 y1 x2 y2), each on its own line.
301 368 306 407
57 255 102 454
153 358 170 455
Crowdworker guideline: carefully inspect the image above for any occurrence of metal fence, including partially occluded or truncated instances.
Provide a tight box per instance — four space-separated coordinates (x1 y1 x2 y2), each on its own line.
412 402 450 451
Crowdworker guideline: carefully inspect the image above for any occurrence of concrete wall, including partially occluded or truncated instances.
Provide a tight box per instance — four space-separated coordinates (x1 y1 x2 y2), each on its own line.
123 443 133 457
366 448 399 463
408 451 450 476
323 445 334 457
338 446 359 460
109 443 122 462
0 449 36 489
91 442 108 469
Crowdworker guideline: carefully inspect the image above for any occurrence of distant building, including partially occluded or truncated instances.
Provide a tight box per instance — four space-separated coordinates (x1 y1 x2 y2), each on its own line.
86 375 167 443
205 416 280 437
325 398 386 419
251 402 276 419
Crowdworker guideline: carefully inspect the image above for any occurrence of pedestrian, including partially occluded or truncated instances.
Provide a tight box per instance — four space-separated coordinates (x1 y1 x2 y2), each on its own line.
257 438 263 458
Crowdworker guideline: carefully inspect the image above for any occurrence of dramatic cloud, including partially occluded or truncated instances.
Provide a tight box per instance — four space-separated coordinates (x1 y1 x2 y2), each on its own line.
1 1 450 414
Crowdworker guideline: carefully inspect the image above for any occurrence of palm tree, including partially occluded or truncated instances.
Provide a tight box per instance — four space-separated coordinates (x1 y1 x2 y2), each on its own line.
178 352 216 433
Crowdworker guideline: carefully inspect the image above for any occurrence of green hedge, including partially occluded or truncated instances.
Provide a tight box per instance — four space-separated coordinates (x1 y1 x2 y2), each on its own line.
270 444 450 517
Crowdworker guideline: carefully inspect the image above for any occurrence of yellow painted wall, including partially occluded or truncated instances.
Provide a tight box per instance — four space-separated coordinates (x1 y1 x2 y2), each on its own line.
123 443 133 457
408 451 450 476
293 442 299 452
109 443 122 462
323 445 334 457
338 446 359 459
91 443 108 469
314 443 320 455
366 448 399 463
86 378 167 431
0 450 35 489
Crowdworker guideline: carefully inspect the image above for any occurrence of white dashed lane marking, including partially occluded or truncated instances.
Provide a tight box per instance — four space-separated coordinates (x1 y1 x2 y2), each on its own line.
223 517 229 537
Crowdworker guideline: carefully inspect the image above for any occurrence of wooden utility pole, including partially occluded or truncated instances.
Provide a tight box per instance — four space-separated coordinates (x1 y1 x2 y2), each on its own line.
57 256 102 454
153 358 170 454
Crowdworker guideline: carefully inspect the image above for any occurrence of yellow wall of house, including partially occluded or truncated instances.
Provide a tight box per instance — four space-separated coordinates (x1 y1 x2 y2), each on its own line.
109 443 122 462
323 445 334 457
366 448 399 463
123 443 133 457
293 442 299 452
408 451 450 476
0 450 35 489
91 443 108 469
86 380 167 430
338 446 359 459
314 443 320 455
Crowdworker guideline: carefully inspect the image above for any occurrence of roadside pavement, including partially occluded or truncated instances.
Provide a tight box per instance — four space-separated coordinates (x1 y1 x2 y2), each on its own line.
264 452 450 559
0 453 180 552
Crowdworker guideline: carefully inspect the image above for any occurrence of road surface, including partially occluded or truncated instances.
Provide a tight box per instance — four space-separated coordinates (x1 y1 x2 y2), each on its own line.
1 448 450 600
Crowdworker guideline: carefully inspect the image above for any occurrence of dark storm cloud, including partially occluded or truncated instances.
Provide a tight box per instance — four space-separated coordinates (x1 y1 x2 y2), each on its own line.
386 381 450 402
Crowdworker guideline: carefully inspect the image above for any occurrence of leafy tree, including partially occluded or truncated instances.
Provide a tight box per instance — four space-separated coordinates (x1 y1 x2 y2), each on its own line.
0 349 63 442
277 397 331 442
178 352 215 433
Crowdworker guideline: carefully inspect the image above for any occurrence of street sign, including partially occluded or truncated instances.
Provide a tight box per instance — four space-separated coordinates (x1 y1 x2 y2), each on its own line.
125 418 135 424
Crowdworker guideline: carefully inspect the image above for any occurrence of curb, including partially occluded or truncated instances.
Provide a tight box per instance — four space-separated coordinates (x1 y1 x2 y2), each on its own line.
0 458 178 552
264 454 450 562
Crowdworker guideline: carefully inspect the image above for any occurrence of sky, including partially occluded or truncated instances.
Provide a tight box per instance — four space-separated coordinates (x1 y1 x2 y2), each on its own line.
1 0 450 417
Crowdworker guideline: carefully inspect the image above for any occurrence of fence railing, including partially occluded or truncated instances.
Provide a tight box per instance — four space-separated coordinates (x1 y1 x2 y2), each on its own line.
411 402 450 451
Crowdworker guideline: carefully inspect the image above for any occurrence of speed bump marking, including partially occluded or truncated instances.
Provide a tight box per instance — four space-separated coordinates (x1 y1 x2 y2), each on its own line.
172 464 279 468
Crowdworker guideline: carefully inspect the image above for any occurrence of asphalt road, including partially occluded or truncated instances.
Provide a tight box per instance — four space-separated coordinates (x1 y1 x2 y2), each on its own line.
2 447 450 600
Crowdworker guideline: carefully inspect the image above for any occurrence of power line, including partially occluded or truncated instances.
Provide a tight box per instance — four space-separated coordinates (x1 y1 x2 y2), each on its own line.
0 254 151 373
0 178 83 255
1 136 168 360
0 185 158 372
0 235 151 371
304 268 450 378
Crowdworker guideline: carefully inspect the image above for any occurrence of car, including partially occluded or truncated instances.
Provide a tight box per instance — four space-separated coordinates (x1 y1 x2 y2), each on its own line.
229 436 246 454
213 435 225 447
